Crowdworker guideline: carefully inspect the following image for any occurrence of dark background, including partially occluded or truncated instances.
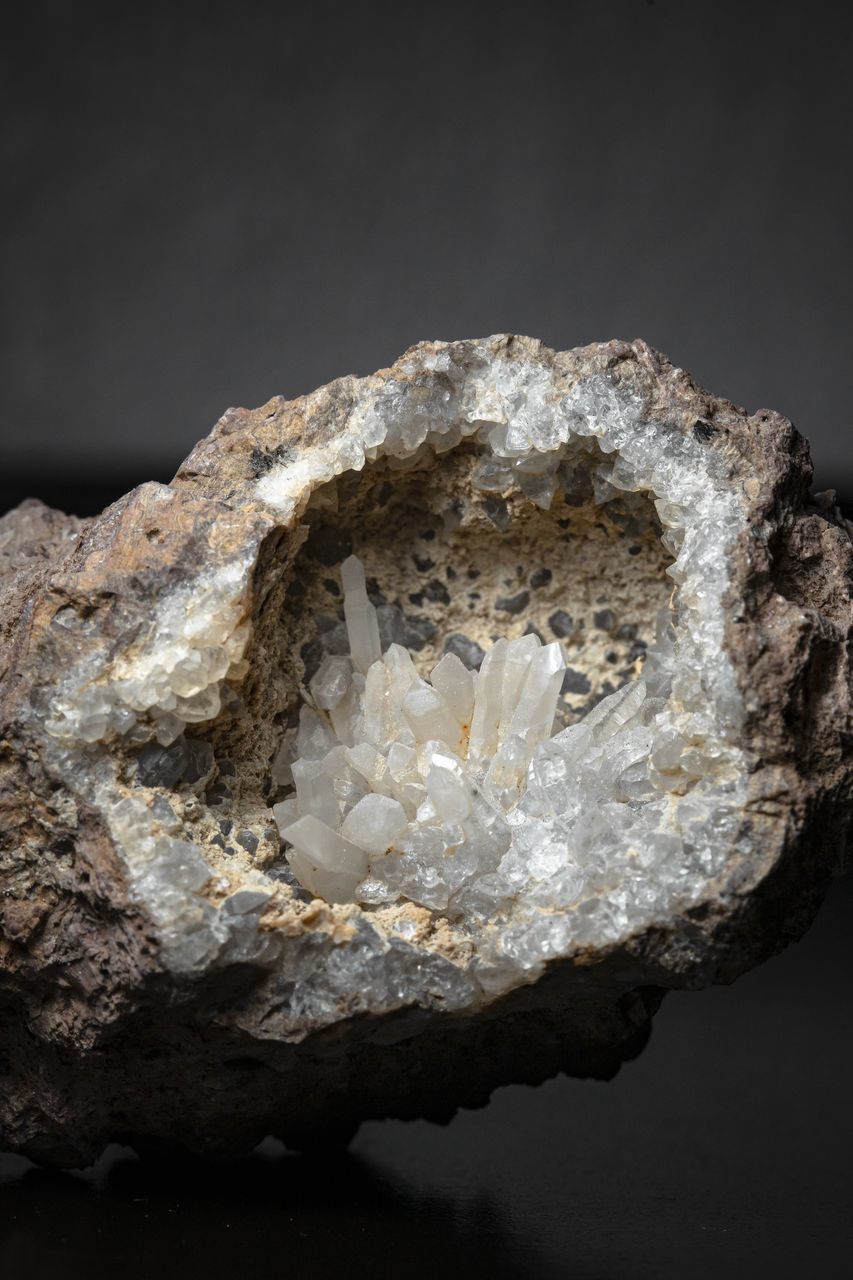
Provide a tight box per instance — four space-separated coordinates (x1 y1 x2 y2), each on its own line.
1 2 851 1276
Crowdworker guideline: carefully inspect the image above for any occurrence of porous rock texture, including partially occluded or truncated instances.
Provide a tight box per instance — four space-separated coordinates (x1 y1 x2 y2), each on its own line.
1 336 851 1166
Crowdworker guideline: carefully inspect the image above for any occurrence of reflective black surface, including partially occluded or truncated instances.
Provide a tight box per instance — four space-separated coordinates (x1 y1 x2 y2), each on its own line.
2 872 850 1279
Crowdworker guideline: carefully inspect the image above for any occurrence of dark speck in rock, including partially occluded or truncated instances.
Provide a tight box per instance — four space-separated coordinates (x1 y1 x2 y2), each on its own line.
304 525 353 566
495 589 530 615
366 578 387 606
616 624 637 641
300 635 325 678
270 867 314 900
420 529 436 541
561 668 591 695
205 782 232 806
413 554 435 573
548 610 574 639
217 759 236 777
317 623 349 656
594 609 617 631
285 578 306 598
424 579 450 605
529 568 552 589
443 633 486 670
630 639 648 660
446 565 457 581
323 578 340 597
400 614 436 651
211 834 227 850
135 739 189 789
218 818 234 836
605 649 619 664
376 604 403 649
377 604 435 651
628 544 642 556
483 497 510 531
467 568 480 580
236 830 259 855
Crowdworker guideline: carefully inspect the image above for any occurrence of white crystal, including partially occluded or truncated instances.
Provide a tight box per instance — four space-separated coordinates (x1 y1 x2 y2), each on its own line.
429 653 475 728
284 814 369 903
341 554 382 674
291 757 339 827
402 682 463 750
468 638 509 762
310 655 352 710
342 793 408 856
425 754 472 823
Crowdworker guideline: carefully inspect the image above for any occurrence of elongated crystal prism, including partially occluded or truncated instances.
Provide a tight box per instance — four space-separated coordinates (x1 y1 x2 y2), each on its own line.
341 554 382 674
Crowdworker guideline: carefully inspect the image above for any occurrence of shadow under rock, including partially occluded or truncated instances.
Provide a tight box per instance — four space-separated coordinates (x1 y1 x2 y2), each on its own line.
0 1141 568 1280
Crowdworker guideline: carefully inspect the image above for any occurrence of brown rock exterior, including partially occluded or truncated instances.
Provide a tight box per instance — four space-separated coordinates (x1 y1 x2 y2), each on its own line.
0 335 851 1166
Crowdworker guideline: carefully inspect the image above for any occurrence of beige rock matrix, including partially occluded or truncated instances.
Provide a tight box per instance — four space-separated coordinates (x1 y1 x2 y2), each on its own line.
1 335 851 1165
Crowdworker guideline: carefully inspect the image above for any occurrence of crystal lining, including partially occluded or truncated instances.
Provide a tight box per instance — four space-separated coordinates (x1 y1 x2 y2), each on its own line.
35 346 750 1001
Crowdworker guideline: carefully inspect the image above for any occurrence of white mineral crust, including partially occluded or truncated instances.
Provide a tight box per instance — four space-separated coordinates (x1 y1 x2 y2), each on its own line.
32 343 751 1010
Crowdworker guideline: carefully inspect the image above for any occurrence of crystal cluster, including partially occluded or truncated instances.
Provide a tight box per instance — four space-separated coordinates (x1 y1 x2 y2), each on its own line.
257 362 751 974
35 342 750 984
274 555 567 908
275 533 743 971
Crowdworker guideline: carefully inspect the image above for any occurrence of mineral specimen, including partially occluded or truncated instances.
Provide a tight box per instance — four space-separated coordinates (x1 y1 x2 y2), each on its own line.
1 335 851 1166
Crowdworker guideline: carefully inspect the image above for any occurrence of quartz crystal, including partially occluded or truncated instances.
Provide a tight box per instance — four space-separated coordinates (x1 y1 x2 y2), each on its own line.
276 560 570 910
1 335 851 1166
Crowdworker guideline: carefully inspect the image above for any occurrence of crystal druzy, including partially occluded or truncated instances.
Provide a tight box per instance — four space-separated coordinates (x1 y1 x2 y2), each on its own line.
1 336 851 1165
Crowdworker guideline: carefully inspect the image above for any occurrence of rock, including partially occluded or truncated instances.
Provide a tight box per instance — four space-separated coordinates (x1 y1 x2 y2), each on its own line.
494 589 531 615
0 335 851 1167
443 633 487 670
561 667 591 696
548 609 575 638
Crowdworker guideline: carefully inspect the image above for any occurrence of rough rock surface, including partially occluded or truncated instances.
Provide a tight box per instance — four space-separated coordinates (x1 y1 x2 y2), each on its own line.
1 335 851 1166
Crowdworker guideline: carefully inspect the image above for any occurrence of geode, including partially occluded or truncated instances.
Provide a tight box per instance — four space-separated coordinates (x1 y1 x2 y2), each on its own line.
1 335 851 1166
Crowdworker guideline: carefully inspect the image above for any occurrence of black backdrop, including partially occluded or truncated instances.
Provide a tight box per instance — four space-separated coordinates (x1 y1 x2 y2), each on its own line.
1 3 851 1276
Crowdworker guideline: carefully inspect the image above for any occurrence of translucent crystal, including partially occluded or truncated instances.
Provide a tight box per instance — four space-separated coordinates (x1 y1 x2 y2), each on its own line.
310 655 353 710
429 653 475 728
425 754 472 823
402 683 463 750
342 793 408 856
291 757 339 827
284 814 369 903
341 554 382 674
